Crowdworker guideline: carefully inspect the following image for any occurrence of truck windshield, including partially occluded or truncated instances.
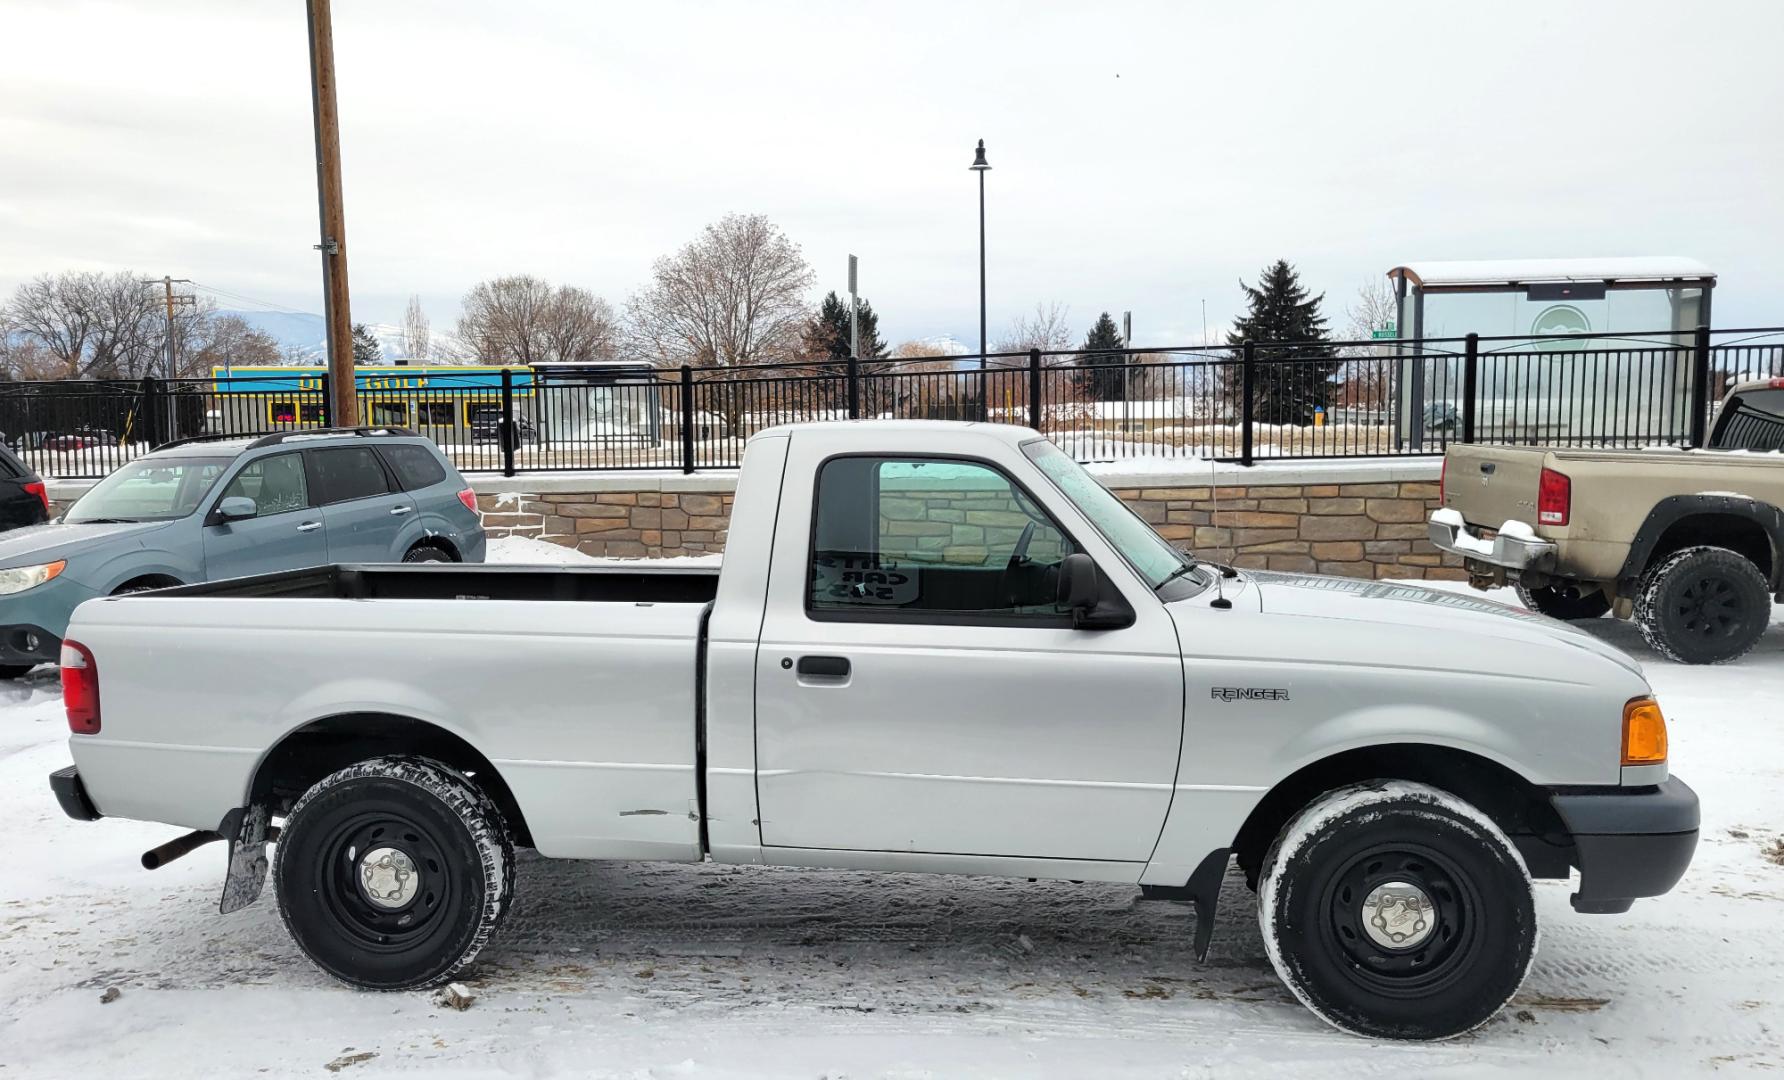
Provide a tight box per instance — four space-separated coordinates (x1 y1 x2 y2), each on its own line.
1711 387 1784 451
64 457 229 523
1020 439 1199 591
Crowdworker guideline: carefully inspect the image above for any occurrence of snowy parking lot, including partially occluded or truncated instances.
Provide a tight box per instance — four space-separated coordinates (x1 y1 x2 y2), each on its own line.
1 548 1780 1077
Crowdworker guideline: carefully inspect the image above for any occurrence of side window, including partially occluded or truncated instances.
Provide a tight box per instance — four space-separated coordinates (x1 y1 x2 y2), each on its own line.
219 453 309 516
378 444 448 490
809 456 1075 621
309 446 391 505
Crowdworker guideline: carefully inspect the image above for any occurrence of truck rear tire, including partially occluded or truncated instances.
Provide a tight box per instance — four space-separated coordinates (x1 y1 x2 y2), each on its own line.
273 756 514 990
1636 546 1771 664
1515 582 1611 621
1257 781 1535 1041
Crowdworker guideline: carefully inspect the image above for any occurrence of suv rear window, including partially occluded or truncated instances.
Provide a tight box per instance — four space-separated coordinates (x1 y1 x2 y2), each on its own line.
1711 388 1784 451
378 444 448 490
309 446 391 504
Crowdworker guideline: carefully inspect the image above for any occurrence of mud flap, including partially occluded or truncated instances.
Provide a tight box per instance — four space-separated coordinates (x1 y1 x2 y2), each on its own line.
218 805 271 915
1138 848 1230 961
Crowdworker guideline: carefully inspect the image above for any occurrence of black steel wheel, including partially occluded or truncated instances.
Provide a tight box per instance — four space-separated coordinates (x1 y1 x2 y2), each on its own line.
1258 781 1535 1040
274 757 512 990
1637 545 1771 664
1515 582 1611 621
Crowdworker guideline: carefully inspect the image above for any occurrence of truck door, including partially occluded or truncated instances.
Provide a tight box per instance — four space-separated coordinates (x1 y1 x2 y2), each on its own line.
752 448 1184 864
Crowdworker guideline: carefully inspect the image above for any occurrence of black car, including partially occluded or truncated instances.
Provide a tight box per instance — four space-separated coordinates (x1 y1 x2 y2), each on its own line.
0 444 50 533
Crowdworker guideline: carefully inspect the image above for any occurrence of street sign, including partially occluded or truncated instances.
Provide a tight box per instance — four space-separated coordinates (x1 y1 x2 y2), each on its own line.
1371 323 1397 340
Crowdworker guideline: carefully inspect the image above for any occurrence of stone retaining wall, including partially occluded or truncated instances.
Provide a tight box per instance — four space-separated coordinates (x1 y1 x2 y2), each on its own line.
472 462 1463 580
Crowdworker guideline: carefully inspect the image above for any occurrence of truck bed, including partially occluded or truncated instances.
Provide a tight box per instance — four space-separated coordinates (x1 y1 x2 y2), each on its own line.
158 561 721 605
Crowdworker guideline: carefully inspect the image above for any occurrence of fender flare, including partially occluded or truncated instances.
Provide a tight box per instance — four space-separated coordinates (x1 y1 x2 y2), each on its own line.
1616 494 1784 591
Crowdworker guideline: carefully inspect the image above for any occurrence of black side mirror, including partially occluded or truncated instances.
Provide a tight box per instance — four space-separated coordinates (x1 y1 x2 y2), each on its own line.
1056 553 1134 630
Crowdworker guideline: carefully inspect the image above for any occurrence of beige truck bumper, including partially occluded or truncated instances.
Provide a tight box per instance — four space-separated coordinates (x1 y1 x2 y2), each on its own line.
1428 508 1557 572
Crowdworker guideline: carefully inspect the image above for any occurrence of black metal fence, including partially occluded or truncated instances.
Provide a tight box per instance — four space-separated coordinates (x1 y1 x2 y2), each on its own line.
4 326 1780 479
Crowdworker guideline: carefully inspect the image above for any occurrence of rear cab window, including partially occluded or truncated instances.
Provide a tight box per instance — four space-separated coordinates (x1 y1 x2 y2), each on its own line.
377 444 449 490
1712 387 1784 451
306 446 392 505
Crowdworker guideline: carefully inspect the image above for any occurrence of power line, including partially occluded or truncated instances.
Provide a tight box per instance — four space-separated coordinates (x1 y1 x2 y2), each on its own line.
188 281 321 317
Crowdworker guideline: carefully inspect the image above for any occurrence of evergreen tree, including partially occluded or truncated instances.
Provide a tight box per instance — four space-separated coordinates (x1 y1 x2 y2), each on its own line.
801 291 888 362
1225 260 1337 424
351 323 383 365
1075 311 1127 401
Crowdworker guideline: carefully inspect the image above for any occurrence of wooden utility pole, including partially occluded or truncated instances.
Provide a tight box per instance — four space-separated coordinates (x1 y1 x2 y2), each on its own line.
305 0 357 426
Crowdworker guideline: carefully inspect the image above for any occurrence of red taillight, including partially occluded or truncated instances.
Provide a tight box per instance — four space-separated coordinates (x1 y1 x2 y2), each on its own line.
457 488 478 513
1538 467 1571 526
1770 377 1784 389
1438 457 1447 504
61 640 100 735
23 480 48 513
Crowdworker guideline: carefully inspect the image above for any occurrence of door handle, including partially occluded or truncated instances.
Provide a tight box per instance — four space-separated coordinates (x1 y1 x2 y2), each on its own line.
297 521 322 532
795 655 850 679
390 505 413 515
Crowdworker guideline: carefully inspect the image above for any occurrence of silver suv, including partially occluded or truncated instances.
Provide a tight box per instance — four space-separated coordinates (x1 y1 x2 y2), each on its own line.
0 427 484 677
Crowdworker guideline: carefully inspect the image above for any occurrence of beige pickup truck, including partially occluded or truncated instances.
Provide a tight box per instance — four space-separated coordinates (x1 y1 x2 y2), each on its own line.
1430 378 1784 663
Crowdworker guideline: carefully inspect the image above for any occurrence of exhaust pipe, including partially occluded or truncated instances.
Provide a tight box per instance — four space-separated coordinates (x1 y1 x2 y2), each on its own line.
141 824 282 870
141 830 222 869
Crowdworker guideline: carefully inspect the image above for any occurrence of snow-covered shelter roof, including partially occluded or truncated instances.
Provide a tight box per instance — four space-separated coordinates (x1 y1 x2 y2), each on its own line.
1388 257 1715 291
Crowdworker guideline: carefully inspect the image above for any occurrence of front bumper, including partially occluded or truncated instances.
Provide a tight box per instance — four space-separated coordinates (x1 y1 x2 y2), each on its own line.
0 622 61 665
50 765 101 822
1428 511 1557 572
1550 778 1699 914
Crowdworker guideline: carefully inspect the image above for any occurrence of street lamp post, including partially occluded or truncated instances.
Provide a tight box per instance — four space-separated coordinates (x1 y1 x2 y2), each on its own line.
970 139 991 420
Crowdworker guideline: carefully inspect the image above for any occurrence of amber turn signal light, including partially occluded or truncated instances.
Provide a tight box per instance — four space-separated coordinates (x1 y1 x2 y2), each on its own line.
1621 697 1668 766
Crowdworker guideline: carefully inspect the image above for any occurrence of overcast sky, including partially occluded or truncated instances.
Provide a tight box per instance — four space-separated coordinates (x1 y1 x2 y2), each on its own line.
3 0 1781 349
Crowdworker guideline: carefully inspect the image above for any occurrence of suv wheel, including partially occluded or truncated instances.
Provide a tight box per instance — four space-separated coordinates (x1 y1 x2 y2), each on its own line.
1636 545 1771 664
1257 781 1535 1040
273 756 513 990
404 544 454 563
1515 582 1611 621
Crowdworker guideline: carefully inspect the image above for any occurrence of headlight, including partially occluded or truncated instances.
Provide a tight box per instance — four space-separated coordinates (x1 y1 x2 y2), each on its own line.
0 560 66 596
1622 696 1668 766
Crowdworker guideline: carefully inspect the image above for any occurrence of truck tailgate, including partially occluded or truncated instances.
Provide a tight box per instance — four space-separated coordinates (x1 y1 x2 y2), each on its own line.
1442 444 1548 526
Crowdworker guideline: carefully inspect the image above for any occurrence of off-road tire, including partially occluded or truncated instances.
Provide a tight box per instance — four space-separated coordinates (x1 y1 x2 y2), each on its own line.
1257 781 1536 1041
1516 582 1611 621
1636 545 1771 664
273 756 513 990
403 544 454 564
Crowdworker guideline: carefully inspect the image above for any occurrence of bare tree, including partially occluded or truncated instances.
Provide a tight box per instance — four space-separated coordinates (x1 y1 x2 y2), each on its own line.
541 287 619 364
626 213 815 370
189 314 282 373
402 294 432 364
993 301 1075 361
2 271 166 378
456 275 621 366
1338 278 1398 408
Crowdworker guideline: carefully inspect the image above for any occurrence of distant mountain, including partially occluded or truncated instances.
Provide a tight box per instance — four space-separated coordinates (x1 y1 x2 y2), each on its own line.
219 310 435 364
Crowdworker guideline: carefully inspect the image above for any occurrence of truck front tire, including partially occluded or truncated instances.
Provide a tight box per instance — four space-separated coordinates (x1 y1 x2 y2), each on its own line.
273 756 514 990
1257 781 1536 1040
1636 545 1771 664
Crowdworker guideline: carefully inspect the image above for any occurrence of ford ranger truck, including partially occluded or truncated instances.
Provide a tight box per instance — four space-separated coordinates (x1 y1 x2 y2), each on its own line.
48 420 1698 1041
1430 377 1784 663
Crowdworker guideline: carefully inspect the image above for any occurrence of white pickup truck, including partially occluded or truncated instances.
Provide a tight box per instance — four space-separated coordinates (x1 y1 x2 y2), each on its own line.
48 420 1698 1040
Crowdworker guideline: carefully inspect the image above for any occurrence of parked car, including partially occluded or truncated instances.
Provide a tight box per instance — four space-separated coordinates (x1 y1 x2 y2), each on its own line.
1430 376 1784 663
0 443 51 534
49 420 1694 1040
468 413 539 446
0 426 483 678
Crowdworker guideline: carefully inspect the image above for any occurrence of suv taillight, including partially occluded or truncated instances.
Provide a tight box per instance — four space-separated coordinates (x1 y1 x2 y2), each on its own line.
22 480 48 513
1537 467 1571 526
61 640 100 734
457 488 478 513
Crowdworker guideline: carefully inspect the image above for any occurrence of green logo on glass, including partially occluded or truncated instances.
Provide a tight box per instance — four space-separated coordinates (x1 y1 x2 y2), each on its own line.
1532 304 1590 350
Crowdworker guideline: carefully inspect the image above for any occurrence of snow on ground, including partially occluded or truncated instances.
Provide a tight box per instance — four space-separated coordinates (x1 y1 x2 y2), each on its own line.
1 562 1781 1077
